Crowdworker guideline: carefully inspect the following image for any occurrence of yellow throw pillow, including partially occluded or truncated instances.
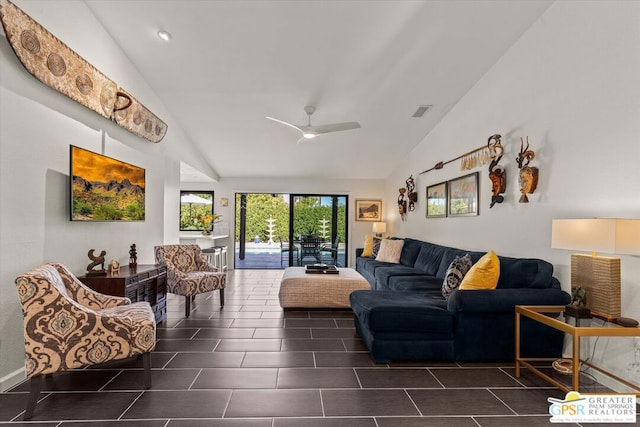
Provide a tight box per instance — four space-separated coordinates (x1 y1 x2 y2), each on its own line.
362 235 374 257
459 250 500 290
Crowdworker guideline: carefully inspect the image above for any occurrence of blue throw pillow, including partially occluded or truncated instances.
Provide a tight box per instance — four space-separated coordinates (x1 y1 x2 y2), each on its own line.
442 254 473 298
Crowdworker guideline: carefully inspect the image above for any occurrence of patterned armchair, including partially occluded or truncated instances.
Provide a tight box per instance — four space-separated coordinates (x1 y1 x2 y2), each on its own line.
154 244 226 317
15 263 156 420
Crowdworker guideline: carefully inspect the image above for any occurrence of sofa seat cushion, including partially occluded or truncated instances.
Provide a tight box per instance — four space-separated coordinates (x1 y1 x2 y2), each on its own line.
350 290 452 335
374 265 427 289
388 275 443 291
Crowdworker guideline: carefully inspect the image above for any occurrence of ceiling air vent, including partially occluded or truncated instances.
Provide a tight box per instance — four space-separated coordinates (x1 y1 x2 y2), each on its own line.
412 105 432 118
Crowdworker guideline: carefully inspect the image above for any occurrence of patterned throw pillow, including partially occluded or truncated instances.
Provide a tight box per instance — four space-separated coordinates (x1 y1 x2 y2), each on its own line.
371 237 384 258
442 254 473 298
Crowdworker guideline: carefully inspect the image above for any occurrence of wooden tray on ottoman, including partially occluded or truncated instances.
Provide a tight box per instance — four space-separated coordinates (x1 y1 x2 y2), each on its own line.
279 267 369 309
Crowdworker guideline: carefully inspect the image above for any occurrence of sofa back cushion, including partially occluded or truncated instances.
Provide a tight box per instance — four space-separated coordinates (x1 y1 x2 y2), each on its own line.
413 242 449 276
398 238 422 267
496 256 554 289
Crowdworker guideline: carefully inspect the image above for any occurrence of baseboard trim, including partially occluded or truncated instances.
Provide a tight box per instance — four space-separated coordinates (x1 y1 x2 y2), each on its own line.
0 367 26 392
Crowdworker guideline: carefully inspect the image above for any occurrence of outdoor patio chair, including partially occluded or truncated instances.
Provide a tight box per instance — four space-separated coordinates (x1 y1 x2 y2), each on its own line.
15 263 156 420
321 235 340 266
299 236 324 265
279 236 298 266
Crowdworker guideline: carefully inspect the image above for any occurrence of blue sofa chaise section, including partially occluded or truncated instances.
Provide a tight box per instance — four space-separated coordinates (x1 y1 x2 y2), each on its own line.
350 238 571 363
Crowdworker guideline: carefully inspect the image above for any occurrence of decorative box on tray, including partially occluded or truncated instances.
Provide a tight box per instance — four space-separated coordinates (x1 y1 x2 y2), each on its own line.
305 264 339 274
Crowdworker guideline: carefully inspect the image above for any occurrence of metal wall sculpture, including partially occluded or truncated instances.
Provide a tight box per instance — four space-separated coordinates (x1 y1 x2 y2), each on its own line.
0 0 167 143
516 137 538 203
487 134 506 208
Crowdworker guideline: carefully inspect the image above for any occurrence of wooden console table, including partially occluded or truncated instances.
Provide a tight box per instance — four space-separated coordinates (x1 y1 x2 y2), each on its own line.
515 305 640 396
78 264 167 324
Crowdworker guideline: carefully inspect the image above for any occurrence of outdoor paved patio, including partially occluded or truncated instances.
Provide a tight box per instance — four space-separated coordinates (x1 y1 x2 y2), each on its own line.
234 242 345 269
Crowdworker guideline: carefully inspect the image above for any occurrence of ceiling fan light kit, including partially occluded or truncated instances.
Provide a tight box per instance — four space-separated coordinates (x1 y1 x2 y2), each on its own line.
266 106 360 144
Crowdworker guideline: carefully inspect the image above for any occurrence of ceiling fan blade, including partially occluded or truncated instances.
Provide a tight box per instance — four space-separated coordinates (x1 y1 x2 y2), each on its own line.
313 121 361 135
266 116 303 134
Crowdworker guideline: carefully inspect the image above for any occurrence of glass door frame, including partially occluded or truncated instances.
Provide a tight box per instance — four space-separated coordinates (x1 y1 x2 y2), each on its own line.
286 194 349 267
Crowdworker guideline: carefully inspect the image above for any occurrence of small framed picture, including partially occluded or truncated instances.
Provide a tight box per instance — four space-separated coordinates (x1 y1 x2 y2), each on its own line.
447 172 479 216
426 181 447 218
355 199 382 222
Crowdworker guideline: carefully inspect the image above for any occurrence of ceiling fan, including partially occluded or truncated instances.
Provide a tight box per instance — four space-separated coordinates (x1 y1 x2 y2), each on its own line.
266 106 361 143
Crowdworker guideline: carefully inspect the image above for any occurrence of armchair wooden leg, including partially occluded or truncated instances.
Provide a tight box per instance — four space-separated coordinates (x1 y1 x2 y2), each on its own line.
185 295 191 318
24 375 43 420
142 352 152 389
219 288 224 307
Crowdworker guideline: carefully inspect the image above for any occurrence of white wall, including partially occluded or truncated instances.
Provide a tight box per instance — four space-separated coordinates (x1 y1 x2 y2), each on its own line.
183 177 386 269
385 1 640 390
0 1 195 390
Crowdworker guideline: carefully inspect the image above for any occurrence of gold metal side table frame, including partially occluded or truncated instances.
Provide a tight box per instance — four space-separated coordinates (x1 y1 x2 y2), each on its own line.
515 305 640 396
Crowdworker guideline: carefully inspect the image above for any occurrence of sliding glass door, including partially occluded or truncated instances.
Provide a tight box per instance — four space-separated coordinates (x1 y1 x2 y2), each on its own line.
291 195 347 267
234 193 348 269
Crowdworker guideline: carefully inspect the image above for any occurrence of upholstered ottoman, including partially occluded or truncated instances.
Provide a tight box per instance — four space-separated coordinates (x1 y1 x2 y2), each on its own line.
279 267 369 309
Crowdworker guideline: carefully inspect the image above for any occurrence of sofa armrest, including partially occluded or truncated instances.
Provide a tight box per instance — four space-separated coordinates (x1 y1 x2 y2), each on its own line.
447 288 571 314
355 248 364 258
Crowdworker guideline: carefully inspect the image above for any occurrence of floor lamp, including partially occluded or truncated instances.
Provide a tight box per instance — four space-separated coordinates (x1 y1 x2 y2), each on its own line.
551 218 640 321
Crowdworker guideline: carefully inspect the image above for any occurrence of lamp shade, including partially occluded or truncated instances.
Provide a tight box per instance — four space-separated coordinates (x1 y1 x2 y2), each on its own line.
551 218 640 255
372 222 387 234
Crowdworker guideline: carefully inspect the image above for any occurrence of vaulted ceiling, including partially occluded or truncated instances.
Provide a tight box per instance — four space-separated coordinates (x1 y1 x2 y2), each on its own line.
84 0 551 181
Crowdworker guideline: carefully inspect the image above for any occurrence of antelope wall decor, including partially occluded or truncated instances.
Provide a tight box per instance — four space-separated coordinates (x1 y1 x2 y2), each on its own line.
516 137 538 203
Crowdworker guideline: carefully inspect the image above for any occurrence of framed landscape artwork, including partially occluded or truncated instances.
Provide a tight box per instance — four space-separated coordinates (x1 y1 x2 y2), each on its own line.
355 199 382 222
448 172 479 216
70 145 145 221
426 181 447 218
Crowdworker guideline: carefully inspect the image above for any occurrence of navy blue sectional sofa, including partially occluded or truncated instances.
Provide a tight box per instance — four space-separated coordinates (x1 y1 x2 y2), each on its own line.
350 238 570 363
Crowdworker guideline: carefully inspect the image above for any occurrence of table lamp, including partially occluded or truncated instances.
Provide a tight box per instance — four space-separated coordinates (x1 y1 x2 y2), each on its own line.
372 222 387 238
551 218 640 321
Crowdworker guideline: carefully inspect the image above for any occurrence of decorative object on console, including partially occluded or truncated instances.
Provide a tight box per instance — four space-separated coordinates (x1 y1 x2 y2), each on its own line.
0 0 167 142
108 259 120 275
129 243 137 269
405 175 418 212
86 249 106 276
487 134 506 208
447 172 479 216
70 146 145 222
372 222 386 238
355 199 382 222
565 286 591 319
552 218 640 320
516 136 538 203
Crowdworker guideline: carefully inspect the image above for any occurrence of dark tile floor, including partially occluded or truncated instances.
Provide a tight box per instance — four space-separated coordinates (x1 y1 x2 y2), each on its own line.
0 269 626 426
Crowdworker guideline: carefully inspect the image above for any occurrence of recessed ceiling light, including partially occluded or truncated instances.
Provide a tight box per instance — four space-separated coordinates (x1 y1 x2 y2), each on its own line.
157 30 172 41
